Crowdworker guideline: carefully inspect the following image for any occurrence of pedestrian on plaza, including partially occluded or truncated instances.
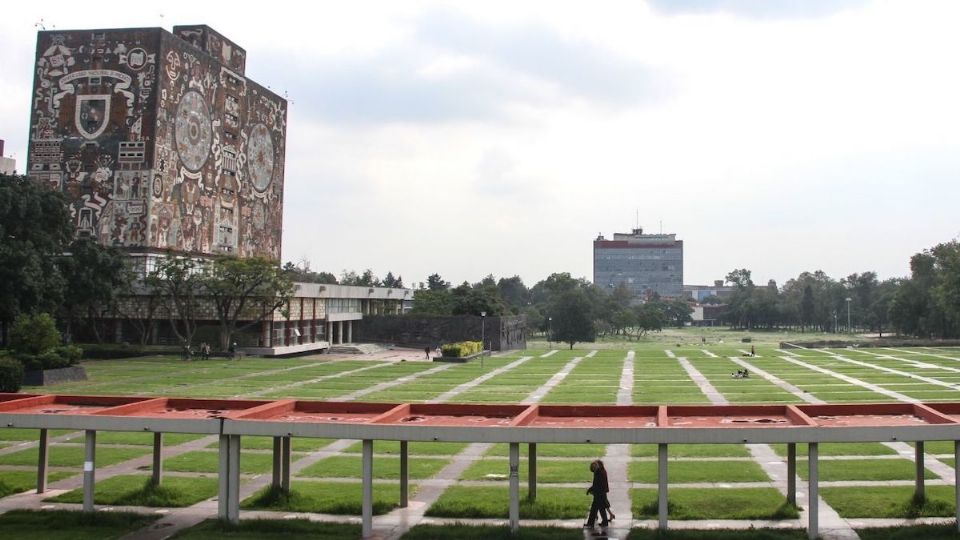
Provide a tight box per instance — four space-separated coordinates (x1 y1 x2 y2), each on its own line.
424 346 431 360
584 459 611 528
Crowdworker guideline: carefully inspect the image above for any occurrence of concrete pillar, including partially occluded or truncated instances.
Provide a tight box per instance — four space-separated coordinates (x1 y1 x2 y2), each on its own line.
151 432 163 486
787 442 796 505
400 441 409 508
337 321 343 345
916 441 926 500
36 428 48 493
528 443 537 501
347 320 353 343
281 436 291 494
362 439 373 538
218 434 229 520
83 430 96 512
509 442 520 533
262 321 271 347
271 436 282 489
658 443 668 530
327 321 333 343
808 443 819 540
227 435 240 524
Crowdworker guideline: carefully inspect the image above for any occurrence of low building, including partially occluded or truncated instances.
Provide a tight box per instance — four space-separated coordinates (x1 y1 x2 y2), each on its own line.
0 140 15 175
683 280 735 302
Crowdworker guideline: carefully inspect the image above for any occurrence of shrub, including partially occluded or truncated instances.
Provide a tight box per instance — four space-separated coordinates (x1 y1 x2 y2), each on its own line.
441 341 483 358
0 357 24 392
9 313 60 356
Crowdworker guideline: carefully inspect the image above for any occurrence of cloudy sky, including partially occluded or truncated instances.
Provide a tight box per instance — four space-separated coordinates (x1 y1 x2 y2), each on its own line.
2 1 958 288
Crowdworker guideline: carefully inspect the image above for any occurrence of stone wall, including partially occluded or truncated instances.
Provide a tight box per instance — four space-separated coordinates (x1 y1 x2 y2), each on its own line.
355 315 526 351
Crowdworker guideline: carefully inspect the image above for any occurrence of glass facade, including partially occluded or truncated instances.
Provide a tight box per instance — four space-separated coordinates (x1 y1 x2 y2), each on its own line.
593 233 683 298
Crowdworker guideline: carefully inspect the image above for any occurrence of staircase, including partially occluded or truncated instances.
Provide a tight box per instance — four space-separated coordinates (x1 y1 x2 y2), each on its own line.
326 343 387 355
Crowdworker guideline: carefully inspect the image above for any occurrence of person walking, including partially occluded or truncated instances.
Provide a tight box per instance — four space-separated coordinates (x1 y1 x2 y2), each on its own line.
584 460 610 528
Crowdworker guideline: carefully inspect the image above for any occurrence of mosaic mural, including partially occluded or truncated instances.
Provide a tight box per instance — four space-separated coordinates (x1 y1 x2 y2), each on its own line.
27 25 286 259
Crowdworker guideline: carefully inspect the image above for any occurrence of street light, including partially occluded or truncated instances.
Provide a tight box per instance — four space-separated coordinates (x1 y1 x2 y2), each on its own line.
845 297 852 334
547 317 553 349
480 312 486 369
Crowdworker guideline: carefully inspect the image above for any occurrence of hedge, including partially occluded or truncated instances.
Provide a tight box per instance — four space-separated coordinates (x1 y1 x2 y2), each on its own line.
441 341 483 358
0 357 24 392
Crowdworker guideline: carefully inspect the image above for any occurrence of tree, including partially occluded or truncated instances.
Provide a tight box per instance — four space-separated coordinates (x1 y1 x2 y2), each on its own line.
410 288 453 315
0 174 73 343
497 276 530 313
58 239 129 343
549 288 596 349
115 273 162 346
427 273 450 291
202 256 295 350
382 271 404 288
147 254 204 347
451 280 506 316
281 260 338 284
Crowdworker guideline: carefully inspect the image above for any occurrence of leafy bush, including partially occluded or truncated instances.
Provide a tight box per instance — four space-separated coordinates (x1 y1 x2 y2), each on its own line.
441 341 483 358
0 357 24 392
9 313 60 355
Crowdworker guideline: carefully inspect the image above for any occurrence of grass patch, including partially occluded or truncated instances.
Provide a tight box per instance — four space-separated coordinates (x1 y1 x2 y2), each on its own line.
0 445 149 468
462 459 590 483
0 470 73 496
46 475 218 507
0 509 155 539
299 455 449 479
95 432 205 446
165 450 272 474
426 486 587 519
626 529 809 539
632 444 750 458
486 443 606 458
401 524 586 539
857 524 960 540
821 485 956 518
629 460 769 483
0 429 73 441
769 442 896 456
204 436 336 452
632 488 799 520
796 459 936 481
341 440 469 456
172 518 361 539
242 482 404 515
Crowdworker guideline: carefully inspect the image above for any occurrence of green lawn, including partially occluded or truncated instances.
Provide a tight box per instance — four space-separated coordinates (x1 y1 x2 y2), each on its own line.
626 530 810 539
486 443 607 458
205 436 336 452
299 455 450 480
768 442 897 456
0 509 155 539
164 450 273 474
171 519 360 540
242 482 405 515
426 486 587 519
632 488 799 520
341 440 470 456
461 459 590 483
821 486 956 518
796 459 936 481
857 524 960 540
95 432 206 446
47 474 218 507
402 524 587 540
628 460 770 483
631 444 751 458
0 445 150 468
0 470 72 497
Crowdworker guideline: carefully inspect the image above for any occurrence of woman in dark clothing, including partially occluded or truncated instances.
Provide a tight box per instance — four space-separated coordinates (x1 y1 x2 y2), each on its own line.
585 460 610 528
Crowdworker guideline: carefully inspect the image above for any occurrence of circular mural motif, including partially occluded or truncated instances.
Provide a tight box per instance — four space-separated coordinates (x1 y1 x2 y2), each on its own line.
174 90 212 172
247 124 274 192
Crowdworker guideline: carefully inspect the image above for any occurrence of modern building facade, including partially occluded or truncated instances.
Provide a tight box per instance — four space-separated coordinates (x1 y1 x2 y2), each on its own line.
26 25 285 262
593 228 683 299
683 280 735 302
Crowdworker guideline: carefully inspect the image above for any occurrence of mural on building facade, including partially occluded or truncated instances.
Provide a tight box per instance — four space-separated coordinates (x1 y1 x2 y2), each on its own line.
27 26 285 259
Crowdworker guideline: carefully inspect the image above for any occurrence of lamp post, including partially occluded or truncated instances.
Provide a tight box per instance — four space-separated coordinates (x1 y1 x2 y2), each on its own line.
547 317 553 349
845 297 852 334
480 312 486 369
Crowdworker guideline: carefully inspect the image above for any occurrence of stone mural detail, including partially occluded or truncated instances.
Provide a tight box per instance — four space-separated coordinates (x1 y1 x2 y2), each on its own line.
26 25 286 260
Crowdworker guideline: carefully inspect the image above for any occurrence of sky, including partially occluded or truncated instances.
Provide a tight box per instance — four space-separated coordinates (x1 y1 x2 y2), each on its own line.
1 0 958 289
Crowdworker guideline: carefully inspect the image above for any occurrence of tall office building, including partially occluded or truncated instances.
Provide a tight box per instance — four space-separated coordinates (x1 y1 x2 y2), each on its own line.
26 25 286 265
593 228 684 299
